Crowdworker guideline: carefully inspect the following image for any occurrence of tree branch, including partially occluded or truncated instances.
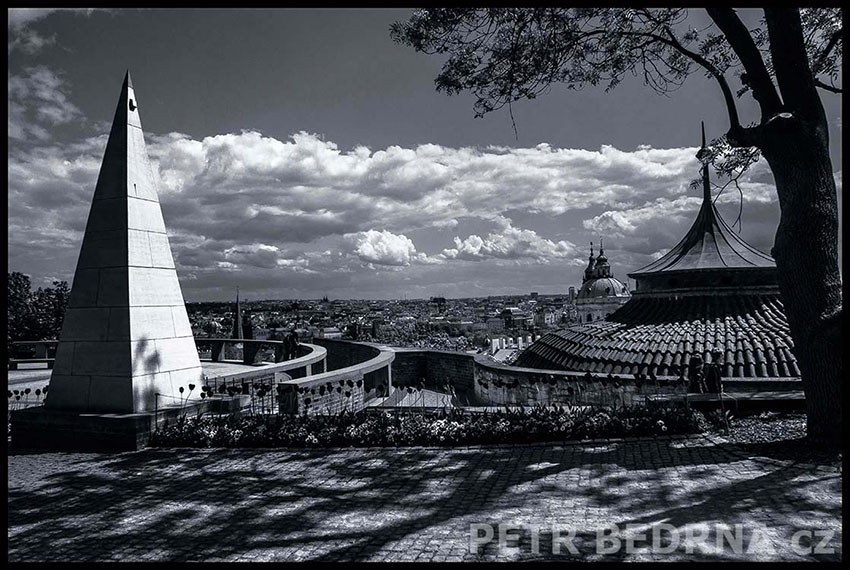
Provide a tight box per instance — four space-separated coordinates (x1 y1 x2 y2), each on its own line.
812 27 842 75
764 8 824 119
815 78 842 93
726 124 763 148
706 7 784 118
652 28 743 133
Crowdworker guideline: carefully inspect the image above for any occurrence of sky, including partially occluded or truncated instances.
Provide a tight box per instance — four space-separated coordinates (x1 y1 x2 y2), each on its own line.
7 8 842 301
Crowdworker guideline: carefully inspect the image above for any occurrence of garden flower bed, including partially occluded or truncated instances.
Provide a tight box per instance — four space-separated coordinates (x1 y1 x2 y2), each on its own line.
148 404 713 448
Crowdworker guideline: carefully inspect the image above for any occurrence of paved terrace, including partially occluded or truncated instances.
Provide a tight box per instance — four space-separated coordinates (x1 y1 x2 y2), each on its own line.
8 435 841 562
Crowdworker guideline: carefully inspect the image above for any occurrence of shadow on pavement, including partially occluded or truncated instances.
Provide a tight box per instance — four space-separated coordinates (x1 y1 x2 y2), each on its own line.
7 436 842 562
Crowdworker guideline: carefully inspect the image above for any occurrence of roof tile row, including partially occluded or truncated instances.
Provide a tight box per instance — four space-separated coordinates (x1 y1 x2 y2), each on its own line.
516 294 799 378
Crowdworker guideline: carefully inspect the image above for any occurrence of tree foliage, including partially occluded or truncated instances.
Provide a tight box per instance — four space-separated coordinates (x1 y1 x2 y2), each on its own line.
7 272 70 345
391 7 841 165
8 272 36 343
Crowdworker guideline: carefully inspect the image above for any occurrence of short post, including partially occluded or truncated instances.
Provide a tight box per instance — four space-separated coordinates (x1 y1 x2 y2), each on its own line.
243 341 261 365
211 340 225 362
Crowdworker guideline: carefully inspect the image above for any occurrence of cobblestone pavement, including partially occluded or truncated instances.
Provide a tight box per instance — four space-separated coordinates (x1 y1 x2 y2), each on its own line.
8 435 841 562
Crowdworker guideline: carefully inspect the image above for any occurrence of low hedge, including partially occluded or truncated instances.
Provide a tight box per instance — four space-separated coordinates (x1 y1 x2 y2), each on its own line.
148 405 712 449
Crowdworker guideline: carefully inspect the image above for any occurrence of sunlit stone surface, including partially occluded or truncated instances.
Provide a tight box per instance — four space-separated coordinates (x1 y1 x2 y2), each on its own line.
47 72 202 414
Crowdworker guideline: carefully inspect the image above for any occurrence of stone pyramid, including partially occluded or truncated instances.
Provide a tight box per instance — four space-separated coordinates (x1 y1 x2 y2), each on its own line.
47 72 203 414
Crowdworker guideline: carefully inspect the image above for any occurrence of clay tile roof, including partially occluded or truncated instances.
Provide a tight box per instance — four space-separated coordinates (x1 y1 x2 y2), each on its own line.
515 293 798 379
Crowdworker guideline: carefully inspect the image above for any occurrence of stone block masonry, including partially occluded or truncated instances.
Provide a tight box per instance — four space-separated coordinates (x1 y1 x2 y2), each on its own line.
312 338 381 372
278 342 395 415
474 364 686 407
391 349 479 404
47 72 202 415
389 347 686 407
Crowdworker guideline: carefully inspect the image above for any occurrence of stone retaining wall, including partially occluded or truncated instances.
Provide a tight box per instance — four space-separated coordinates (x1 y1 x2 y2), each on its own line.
390 349 479 403
10 395 249 452
473 360 686 407
311 338 380 372
388 348 687 407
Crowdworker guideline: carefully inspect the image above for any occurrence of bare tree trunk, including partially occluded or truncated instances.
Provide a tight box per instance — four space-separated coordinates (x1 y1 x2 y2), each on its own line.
760 114 842 448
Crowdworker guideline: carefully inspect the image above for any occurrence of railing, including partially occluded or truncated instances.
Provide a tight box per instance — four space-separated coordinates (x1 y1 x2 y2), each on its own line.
154 371 283 415
194 337 314 366
149 342 389 417
7 337 312 368
9 340 59 358
8 340 326 421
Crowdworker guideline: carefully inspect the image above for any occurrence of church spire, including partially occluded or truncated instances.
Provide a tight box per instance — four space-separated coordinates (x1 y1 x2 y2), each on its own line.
595 237 610 278
583 242 596 283
232 286 243 339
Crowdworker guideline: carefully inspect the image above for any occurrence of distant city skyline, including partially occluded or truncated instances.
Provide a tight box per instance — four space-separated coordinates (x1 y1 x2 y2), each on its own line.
8 8 842 301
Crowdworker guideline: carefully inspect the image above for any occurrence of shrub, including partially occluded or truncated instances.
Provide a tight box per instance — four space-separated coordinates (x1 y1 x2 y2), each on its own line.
148 404 709 449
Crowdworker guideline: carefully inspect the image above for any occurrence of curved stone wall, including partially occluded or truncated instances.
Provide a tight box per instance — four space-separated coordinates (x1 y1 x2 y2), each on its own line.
389 347 685 407
310 338 382 372
201 343 328 384
307 340 686 409
472 357 685 407
278 342 395 415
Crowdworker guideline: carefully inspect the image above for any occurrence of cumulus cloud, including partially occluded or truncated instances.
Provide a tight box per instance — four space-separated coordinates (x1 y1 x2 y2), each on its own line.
584 196 702 237
143 130 702 236
343 229 440 267
8 8 65 28
9 123 809 298
8 66 84 141
441 216 580 263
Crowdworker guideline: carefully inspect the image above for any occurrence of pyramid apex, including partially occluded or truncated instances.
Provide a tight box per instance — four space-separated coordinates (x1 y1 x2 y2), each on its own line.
124 70 133 90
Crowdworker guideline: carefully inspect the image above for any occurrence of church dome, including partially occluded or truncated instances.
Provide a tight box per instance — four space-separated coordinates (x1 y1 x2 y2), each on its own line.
576 277 630 300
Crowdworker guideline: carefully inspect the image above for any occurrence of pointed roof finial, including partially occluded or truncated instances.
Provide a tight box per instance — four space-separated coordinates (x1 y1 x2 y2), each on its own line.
696 120 710 164
589 241 594 257
699 123 712 203
629 121 775 278
599 237 604 255
124 69 133 90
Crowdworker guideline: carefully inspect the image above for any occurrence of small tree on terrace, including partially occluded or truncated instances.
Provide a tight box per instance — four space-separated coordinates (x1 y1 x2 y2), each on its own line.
8 272 35 347
30 280 70 340
391 7 842 446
